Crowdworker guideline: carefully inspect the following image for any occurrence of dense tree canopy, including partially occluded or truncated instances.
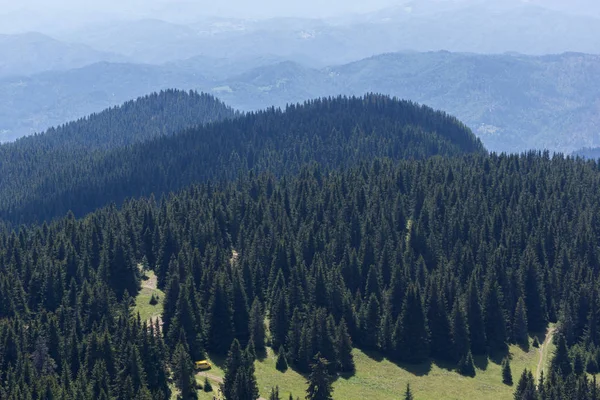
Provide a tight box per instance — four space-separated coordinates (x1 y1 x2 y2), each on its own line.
2 148 600 397
0 94 483 224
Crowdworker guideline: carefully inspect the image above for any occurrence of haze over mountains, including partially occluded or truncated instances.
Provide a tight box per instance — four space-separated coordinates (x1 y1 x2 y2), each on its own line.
2 0 600 154
2 51 600 153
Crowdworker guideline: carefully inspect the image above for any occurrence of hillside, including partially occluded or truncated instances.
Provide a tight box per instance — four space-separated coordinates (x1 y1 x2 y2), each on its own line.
10 89 237 151
0 94 483 224
0 152 597 399
2 51 600 152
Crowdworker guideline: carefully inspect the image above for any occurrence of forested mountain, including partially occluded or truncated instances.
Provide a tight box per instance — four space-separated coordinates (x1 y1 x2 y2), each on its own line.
0 32 124 78
573 147 600 160
0 94 483 224
2 152 600 398
3 51 600 153
12 90 236 151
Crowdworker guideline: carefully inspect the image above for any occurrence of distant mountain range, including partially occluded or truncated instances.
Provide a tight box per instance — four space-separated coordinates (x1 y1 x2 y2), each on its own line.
2 51 600 153
0 32 125 78
47 3 600 67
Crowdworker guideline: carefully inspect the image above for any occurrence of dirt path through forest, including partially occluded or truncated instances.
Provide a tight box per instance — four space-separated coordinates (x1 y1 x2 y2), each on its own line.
536 327 555 383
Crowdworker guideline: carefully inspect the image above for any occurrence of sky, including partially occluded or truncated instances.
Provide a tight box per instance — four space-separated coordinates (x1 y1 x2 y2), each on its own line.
2 0 405 19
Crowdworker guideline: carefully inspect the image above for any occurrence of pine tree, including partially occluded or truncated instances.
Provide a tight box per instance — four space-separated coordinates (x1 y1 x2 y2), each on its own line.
249 298 266 354
502 357 513 385
360 293 381 349
458 350 476 377
483 281 507 353
427 281 453 361
393 285 430 363
574 351 585 376
270 291 289 350
171 342 197 400
451 299 470 364
466 277 487 355
306 353 333 400
513 297 529 348
223 340 244 400
203 377 212 392
276 346 288 372
233 272 251 346
270 386 281 400
521 251 548 332
336 318 355 373
404 383 414 400
551 334 572 378
514 369 537 400
207 274 235 355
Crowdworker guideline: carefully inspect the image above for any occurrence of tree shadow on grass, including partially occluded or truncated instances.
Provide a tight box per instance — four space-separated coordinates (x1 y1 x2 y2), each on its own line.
488 347 510 366
206 352 228 370
473 354 489 371
360 348 385 362
391 358 433 377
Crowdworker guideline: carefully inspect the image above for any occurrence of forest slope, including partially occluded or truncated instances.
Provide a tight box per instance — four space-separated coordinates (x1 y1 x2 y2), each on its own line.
1 153 598 399
0 94 483 224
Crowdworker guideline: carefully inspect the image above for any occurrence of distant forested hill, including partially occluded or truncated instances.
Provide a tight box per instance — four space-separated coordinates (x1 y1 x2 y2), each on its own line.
3 51 600 153
11 89 237 151
0 94 483 224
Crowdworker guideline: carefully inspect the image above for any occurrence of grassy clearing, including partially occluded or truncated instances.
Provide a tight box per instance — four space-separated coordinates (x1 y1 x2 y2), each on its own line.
134 269 165 322
192 326 555 400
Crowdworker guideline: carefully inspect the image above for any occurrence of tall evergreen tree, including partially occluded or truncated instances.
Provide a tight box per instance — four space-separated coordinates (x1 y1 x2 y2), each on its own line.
393 285 430 363
483 280 507 353
513 297 529 348
466 278 487 355
551 334 573 378
305 353 333 400
171 342 197 400
249 298 266 354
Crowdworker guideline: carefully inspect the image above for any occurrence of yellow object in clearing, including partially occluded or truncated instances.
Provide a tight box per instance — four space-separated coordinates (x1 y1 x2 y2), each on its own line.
194 360 212 370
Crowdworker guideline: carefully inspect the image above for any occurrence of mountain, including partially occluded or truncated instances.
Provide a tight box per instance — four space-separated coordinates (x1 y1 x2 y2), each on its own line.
0 62 212 142
0 94 483 223
13 89 237 151
3 51 600 153
0 32 124 78
51 2 600 67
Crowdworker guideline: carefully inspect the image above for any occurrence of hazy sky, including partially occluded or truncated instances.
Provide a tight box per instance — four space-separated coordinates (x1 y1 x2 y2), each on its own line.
3 0 404 19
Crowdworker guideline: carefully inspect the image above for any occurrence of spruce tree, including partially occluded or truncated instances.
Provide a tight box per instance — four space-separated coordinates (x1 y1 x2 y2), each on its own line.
360 293 381 349
276 346 288 372
551 334 573 378
451 299 470 364
466 277 487 355
502 357 513 385
171 342 197 400
483 280 507 353
207 274 235 355
393 285 430 363
514 369 537 400
223 339 244 400
203 377 212 392
306 353 333 400
270 386 281 400
249 298 266 354
521 251 548 332
458 351 476 377
270 291 289 350
427 281 453 361
404 383 414 400
513 297 529 348
336 318 355 373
